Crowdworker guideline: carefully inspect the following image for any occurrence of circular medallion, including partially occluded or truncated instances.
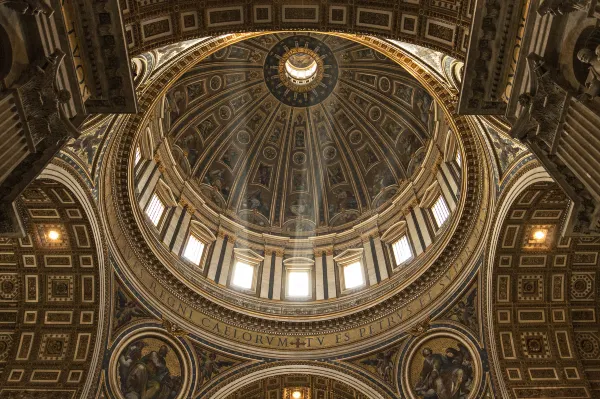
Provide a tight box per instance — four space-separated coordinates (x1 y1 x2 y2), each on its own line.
110 331 191 399
404 332 482 399
293 151 307 165
0 275 17 300
264 36 339 107
219 105 232 121
237 130 251 145
323 146 337 161
263 146 277 160
349 130 363 145
576 333 600 359
1 280 13 294
571 274 593 299
369 106 382 121
379 77 391 93
210 75 222 91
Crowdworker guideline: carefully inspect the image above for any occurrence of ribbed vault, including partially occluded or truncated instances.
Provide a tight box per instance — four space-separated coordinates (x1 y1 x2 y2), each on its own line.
165 33 433 236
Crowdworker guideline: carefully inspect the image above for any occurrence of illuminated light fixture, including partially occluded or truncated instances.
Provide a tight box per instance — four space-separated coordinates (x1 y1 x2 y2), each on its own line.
533 230 546 241
292 391 302 399
47 230 60 241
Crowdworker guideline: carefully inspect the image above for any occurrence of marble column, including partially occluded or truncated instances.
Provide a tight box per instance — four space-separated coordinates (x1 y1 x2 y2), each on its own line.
168 206 192 254
371 236 389 281
271 250 284 300
361 236 378 286
325 250 336 298
207 233 226 282
437 162 459 211
314 252 325 300
217 236 235 286
260 250 273 299
406 207 433 255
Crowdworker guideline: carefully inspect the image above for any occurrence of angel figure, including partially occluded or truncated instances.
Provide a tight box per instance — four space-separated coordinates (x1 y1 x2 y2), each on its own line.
197 351 235 385
414 344 473 399
446 289 477 331
115 288 146 328
360 349 396 382
577 46 600 100
17 49 77 146
538 0 586 15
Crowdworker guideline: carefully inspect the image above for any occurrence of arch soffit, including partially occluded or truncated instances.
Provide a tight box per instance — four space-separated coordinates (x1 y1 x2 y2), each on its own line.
482 162 554 398
36 160 110 398
206 363 386 399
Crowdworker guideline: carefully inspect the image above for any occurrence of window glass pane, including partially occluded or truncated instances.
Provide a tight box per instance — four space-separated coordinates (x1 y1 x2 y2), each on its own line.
392 235 412 266
432 195 450 228
183 234 204 265
135 146 142 166
146 193 165 226
456 151 462 168
343 261 364 289
288 271 309 297
232 262 254 290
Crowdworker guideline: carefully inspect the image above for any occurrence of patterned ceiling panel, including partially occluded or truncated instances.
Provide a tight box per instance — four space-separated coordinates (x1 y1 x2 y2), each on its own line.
165 33 434 236
121 1 475 59
0 180 103 397
492 182 600 398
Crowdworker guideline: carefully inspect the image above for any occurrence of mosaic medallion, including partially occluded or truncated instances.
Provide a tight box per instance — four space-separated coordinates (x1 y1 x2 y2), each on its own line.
405 333 480 399
264 35 339 107
113 334 187 399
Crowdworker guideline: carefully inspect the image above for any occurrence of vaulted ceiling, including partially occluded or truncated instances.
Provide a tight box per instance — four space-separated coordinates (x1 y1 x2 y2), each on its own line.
0 178 105 397
491 182 600 397
165 33 433 236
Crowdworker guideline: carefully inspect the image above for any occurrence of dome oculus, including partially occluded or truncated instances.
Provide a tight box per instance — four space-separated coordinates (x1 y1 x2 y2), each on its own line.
264 35 338 107
285 52 319 84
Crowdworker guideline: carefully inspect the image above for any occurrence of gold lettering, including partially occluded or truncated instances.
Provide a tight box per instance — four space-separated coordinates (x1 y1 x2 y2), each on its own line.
75 64 86 85
166 296 175 307
177 303 191 319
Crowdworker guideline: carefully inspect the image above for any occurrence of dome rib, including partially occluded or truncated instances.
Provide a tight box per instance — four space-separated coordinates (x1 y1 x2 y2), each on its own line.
166 34 435 236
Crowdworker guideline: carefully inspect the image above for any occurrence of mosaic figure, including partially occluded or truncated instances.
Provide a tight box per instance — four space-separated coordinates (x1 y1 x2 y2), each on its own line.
414 343 474 399
360 349 396 383
117 338 182 399
115 287 147 329
197 350 235 385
